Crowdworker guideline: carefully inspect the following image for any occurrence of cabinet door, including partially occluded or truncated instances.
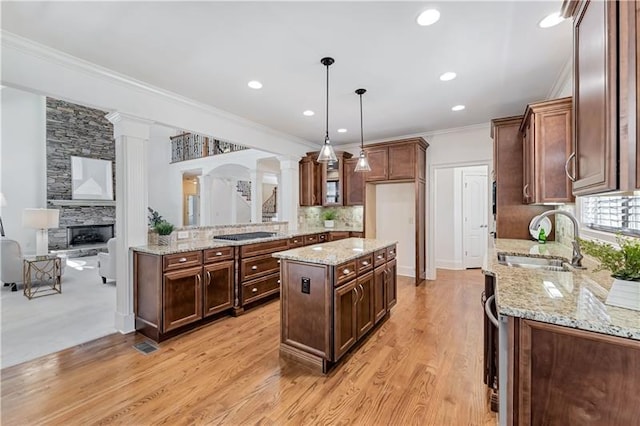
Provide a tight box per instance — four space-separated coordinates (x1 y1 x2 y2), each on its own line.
373 266 386 324
203 260 233 317
299 158 320 206
333 280 358 360
355 272 375 338
163 266 203 332
322 156 344 206
364 147 388 181
572 0 618 195
386 258 397 309
328 231 350 242
388 142 416 180
344 158 364 206
522 118 535 204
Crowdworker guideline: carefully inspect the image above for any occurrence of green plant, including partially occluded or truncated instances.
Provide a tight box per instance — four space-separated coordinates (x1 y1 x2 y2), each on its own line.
580 235 640 281
148 207 164 228
154 220 174 236
322 209 337 221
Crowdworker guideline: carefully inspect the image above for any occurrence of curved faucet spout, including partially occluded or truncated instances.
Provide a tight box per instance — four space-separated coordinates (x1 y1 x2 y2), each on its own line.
532 210 583 268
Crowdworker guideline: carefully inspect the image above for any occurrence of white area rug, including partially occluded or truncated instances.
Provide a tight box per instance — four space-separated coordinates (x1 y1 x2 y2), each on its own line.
1 256 117 368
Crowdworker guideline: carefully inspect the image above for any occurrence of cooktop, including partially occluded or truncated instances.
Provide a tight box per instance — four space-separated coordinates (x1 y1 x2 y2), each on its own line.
214 231 278 241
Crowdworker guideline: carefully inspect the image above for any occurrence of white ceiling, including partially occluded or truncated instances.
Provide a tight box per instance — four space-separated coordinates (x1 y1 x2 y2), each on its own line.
1 1 571 145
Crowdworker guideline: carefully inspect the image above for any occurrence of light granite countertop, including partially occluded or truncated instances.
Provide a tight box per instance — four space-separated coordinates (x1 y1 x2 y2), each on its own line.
273 237 397 266
484 239 640 341
131 226 363 255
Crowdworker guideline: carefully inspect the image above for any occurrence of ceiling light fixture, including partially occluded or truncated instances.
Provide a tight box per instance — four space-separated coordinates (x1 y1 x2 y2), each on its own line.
303 110 315 116
317 57 338 163
439 72 457 81
354 88 371 172
452 105 465 111
538 12 564 28
417 9 440 26
337 128 347 133
247 80 263 89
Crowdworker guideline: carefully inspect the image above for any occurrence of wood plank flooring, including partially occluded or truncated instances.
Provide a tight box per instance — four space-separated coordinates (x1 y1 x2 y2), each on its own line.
1 269 496 425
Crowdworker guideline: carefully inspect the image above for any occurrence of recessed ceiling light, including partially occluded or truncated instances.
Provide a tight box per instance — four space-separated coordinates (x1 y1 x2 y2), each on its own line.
439 72 457 81
538 12 564 28
337 128 347 133
451 105 465 111
417 9 440 26
303 110 315 116
247 80 263 89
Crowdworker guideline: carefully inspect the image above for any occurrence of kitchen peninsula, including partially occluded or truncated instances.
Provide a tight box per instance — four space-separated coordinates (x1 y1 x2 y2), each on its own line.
484 239 640 425
274 237 397 373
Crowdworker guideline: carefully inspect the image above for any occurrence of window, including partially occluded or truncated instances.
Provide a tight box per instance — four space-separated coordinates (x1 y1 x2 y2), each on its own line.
581 195 640 237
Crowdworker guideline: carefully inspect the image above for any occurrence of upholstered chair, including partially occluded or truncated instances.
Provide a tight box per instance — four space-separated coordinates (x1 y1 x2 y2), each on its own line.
97 238 116 284
1 237 66 291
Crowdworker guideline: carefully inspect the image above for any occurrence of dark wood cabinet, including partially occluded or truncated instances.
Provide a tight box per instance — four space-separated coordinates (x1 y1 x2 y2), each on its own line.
364 146 389 181
238 239 287 311
355 272 375 338
203 260 233 317
507 317 640 425
328 231 350 241
344 157 364 205
386 258 397 309
520 97 574 204
492 117 553 240
333 279 358 360
563 0 638 194
321 151 352 206
162 266 203 332
373 265 386 324
388 142 417 180
299 154 321 206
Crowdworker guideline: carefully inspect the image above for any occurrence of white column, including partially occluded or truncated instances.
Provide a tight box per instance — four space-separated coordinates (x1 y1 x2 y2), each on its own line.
278 157 300 231
106 112 152 334
198 174 211 226
250 169 264 223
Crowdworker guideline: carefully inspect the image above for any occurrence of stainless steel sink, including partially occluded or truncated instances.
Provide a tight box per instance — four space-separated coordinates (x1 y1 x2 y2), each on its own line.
497 253 570 272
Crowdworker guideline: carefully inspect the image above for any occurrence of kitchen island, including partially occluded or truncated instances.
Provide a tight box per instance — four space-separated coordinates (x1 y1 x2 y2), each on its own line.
484 239 640 425
273 238 397 373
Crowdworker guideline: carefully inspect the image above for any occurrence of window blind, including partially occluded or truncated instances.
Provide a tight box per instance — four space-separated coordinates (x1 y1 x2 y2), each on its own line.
581 196 640 236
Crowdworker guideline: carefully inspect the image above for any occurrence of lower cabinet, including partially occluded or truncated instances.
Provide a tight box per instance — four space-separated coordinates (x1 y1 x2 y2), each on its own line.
162 266 203 332
373 266 386 324
203 260 234 317
355 272 375 338
334 279 358 360
386 258 397 308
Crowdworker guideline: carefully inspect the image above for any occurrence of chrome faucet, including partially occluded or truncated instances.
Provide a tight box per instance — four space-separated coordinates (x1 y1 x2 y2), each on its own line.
532 210 584 268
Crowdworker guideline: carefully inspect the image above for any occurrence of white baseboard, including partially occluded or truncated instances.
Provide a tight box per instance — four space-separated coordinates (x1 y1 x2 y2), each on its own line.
435 259 464 270
114 311 136 334
398 266 415 277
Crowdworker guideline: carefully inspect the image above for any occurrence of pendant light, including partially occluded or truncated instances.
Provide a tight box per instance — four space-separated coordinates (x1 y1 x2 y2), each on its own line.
354 88 371 172
317 57 338 163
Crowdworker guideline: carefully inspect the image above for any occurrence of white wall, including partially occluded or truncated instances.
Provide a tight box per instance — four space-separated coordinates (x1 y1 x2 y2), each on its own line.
147 124 181 226
375 183 415 277
0 87 46 254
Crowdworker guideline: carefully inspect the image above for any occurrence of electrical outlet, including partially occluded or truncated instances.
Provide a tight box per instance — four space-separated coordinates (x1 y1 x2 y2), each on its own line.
177 231 189 240
301 277 311 294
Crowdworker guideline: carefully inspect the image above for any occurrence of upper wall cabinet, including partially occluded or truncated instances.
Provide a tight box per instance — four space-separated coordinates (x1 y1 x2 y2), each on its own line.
562 0 638 195
299 153 322 206
299 151 353 207
321 151 352 206
520 97 575 204
344 157 364 206
364 138 426 182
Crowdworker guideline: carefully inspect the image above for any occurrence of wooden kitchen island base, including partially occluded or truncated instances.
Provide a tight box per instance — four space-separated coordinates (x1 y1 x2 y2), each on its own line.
274 238 397 374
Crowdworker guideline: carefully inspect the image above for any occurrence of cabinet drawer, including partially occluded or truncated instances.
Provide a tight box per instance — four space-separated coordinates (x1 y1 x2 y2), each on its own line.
241 253 281 282
373 249 387 267
386 245 397 261
356 253 374 275
335 260 357 286
350 232 364 238
163 251 202 272
242 273 280 305
203 246 234 263
288 236 305 248
304 234 320 245
240 238 289 257
329 231 350 241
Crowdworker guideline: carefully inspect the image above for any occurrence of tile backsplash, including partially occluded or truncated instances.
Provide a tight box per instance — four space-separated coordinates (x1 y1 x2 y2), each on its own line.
298 206 364 229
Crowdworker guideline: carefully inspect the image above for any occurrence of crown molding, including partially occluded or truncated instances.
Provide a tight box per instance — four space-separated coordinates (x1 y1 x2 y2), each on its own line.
547 57 572 99
1 30 317 150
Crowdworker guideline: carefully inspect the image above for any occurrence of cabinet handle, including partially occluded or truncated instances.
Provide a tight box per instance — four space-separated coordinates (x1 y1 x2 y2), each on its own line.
196 274 201 287
359 284 365 302
565 152 576 182
353 287 359 304
178 257 187 263
362 261 369 266
390 250 395 255
251 265 258 271
485 295 499 327
277 260 281 264
215 252 223 256
206 270 211 286
252 287 258 293
377 255 383 260
294 240 298 243
522 184 530 199
277 280 281 284
343 268 351 275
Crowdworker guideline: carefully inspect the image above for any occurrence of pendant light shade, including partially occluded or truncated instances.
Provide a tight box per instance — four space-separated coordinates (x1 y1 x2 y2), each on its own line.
317 57 338 163
354 88 371 172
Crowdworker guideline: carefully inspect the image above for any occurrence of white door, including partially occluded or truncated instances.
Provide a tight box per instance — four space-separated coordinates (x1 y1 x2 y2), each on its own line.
463 172 488 268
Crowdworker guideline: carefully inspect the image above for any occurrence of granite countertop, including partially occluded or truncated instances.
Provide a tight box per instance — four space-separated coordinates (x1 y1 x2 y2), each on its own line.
484 239 640 341
131 226 364 255
273 237 397 266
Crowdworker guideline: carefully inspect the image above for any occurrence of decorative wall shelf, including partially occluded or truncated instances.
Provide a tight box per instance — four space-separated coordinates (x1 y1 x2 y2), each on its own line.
48 200 116 207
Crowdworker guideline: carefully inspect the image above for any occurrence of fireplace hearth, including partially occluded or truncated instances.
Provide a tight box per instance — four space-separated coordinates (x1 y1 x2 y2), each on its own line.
67 224 114 248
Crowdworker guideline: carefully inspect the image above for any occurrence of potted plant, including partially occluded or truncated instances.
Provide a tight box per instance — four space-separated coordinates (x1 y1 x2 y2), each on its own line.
322 209 337 228
148 207 164 228
580 235 640 311
155 220 174 246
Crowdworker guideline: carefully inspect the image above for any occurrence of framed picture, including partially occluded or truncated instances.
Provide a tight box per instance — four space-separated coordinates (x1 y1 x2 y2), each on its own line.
71 156 113 200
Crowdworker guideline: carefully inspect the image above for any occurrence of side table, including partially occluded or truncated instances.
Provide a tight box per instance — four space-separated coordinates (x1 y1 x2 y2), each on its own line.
23 255 62 299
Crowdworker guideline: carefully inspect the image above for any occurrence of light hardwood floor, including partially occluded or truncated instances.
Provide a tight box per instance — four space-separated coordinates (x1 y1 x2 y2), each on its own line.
1 269 496 425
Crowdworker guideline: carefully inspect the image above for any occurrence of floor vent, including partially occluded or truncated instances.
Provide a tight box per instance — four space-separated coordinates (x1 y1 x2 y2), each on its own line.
133 341 159 355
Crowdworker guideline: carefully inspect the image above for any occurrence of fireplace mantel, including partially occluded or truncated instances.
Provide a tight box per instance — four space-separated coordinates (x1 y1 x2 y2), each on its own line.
48 199 116 207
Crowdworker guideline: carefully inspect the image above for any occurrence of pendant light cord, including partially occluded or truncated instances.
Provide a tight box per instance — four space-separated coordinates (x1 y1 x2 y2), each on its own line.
359 93 364 149
325 63 330 140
